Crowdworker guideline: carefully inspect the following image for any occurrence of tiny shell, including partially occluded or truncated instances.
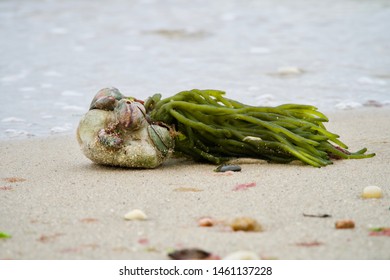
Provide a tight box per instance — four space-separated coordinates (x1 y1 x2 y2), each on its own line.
148 124 174 156
223 250 260 260
198 217 215 227
230 217 263 232
124 209 147 221
335 220 355 229
362 185 383 199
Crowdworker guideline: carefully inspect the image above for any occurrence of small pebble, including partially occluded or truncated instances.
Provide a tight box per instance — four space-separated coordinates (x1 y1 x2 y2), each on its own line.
335 220 355 229
223 250 260 260
215 164 241 172
168 248 213 260
124 209 147 221
362 185 383 199
230 217 263 232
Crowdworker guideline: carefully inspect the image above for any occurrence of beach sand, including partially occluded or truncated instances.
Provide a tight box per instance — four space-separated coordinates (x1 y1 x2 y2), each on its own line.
0 108 389 260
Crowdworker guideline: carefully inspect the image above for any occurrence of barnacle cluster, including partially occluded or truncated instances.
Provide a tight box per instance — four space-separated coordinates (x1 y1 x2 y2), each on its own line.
77 88 174 168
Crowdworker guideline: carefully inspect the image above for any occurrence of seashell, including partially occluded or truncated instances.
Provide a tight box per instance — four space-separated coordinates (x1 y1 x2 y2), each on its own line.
335 220 355 229
147 124 174 156
89 87 124 110
114 99 147 130
223 250 260 260
124 209 147 221
361 185 383 199
230 217 263 232
198 217 215 227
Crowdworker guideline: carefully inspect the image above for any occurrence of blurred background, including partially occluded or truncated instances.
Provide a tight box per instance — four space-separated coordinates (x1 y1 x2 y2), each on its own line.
1 0 389 139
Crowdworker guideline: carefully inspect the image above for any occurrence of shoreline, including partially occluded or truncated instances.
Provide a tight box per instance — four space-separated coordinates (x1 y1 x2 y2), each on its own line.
1 107 389 259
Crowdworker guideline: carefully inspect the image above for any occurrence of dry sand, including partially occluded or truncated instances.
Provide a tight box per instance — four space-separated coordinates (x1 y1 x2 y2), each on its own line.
0 108 389 260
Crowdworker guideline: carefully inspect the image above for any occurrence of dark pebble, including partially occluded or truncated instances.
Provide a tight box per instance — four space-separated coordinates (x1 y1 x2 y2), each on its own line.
215 164 242 172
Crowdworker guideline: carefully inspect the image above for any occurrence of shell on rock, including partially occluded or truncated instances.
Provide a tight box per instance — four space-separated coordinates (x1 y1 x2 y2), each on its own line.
97 128 123 149
147 124 174 156
89 87 124 110
114 99 147 130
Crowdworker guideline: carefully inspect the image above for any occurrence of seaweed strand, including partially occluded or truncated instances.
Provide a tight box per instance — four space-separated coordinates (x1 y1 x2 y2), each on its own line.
148 89 375 167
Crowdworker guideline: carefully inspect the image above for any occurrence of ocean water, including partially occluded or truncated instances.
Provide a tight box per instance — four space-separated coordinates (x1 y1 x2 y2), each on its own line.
1 0 389 139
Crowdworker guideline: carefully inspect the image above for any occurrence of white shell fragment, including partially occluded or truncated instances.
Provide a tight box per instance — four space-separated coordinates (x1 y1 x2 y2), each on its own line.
361 185 383 199
223 250 260 260
124 209 148 221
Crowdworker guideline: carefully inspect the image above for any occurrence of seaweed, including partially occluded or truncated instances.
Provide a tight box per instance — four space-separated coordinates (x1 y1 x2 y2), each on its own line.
146 89 375 167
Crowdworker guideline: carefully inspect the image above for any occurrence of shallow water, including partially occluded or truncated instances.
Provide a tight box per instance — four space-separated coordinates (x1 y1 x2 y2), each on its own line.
1 0 389 139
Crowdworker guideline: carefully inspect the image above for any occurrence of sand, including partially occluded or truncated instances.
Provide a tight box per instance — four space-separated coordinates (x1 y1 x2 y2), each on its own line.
0 108 389 260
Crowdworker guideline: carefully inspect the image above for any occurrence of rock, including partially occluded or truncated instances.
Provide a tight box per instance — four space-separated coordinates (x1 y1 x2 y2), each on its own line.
77 88 174 168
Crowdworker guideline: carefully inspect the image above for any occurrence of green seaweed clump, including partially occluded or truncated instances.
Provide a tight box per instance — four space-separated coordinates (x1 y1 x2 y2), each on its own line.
146 89 375 167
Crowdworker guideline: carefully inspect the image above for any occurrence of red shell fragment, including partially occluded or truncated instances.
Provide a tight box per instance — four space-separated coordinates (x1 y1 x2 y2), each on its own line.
232 182 256 191
295 241 323 247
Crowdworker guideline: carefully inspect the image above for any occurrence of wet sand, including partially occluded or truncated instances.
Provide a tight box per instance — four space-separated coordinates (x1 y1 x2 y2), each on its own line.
0 108 389 259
